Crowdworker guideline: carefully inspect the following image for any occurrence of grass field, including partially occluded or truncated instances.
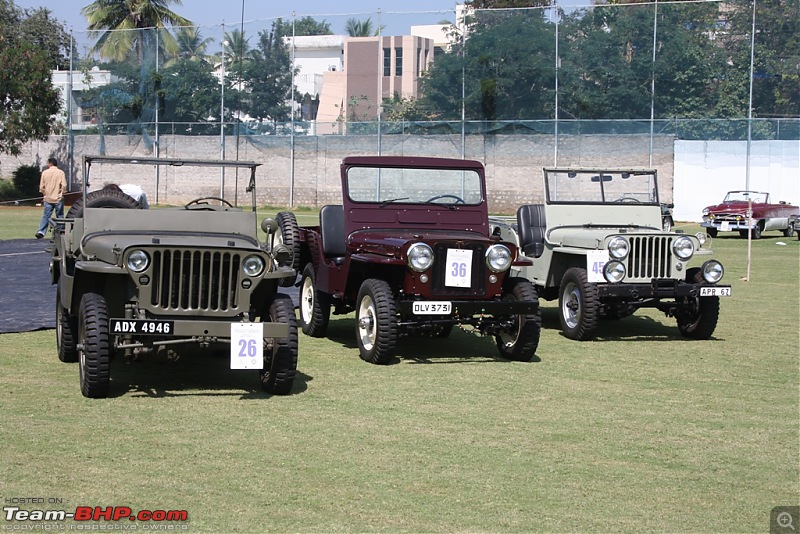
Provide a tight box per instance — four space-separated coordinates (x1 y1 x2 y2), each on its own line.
1 206 798 532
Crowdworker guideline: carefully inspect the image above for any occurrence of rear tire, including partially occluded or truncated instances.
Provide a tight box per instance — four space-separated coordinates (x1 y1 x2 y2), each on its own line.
78 293 111 398
259 294 298 395
275 212 301 287
56 282 78 363
355 279 397 364
298 264 331 337
495 278 541 361
783 225 796 238
558 267 599 341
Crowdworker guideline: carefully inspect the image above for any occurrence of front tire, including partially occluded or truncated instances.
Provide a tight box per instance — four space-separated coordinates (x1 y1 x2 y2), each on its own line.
558 267 599 341
495 278 541 361
56 282 78 363
355 279 397 364
706 227 718 238
275 212 301 287
78 293 111 398
676 268 720 340
298 264 331 337
259 294 298 395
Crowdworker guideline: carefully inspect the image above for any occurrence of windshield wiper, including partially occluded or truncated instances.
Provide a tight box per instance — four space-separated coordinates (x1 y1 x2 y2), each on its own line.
379 197 409 207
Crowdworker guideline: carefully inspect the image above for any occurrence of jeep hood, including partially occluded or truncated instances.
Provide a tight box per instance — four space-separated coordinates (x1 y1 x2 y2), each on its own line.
348 228 494 256
547 226 668 249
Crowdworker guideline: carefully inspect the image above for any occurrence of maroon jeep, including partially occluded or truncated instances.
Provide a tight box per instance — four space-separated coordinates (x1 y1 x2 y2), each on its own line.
279 156 541 364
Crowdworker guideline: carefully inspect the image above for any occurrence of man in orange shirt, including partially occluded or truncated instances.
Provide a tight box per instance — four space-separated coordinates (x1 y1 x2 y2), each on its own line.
35 157 67 239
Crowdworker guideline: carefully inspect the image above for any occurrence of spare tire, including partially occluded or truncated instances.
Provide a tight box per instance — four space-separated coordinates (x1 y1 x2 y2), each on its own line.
66 189 141 218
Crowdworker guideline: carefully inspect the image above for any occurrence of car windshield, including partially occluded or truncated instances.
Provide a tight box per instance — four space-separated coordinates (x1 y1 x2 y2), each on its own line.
723 191 768 203
545 169 659 204
346 166 483 205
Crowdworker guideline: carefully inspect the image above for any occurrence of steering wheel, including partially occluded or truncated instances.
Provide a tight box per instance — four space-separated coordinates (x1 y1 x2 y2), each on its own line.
613 197 641 204
184 196 234 210
426 194 465 205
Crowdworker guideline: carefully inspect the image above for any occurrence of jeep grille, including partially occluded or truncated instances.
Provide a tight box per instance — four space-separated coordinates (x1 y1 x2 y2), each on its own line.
150 250 242 312
627 236 673 279
431 242 487 297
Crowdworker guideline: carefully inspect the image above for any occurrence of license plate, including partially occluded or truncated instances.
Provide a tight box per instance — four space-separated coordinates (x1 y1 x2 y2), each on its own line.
109 319 174 335
412 301 452 315
700 286 731 297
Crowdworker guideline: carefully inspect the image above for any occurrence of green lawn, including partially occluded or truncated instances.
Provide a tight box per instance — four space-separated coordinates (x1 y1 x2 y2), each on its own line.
1 206 798 532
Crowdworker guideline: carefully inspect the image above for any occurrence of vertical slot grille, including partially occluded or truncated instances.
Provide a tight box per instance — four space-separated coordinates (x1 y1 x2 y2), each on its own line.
627 236 672 279
151 250 241 311
430 242 487 297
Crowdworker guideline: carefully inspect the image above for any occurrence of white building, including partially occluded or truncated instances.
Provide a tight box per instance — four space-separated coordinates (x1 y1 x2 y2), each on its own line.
51 67 113 130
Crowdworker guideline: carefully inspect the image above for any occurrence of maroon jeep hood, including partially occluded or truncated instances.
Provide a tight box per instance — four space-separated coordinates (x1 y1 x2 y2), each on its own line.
348 228 493 256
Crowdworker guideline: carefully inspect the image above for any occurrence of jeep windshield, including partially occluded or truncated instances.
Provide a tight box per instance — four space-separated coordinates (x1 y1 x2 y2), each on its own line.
346 166 483 206
544 169 659 205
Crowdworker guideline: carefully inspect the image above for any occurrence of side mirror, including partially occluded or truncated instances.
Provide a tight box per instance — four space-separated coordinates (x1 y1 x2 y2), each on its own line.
261 218 278 235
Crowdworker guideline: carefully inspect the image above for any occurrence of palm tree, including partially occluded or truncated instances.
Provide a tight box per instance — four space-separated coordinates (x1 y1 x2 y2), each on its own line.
81 0 192 62
172 26 214 63
344 17 384 37
222 28 251 72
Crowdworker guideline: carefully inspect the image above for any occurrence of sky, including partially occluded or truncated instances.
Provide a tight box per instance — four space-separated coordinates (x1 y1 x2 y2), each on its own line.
12 0 470 37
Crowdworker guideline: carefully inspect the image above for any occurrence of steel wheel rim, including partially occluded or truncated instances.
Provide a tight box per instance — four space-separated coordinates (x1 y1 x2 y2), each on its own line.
300 276 314 324
357 295 376 351
562 283 581 329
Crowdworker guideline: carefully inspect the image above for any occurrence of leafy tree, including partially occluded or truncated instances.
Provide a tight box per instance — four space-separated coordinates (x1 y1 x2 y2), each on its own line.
82 0 192 63
239 22 296 122
170 26 214 64
420 10 555 121
0 1 63 155
159 59 220 130
278 16 333 36
469 0 550 7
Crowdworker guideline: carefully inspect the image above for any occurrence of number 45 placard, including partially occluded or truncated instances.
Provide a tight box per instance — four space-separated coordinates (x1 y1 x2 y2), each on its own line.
586 250 610 283
231 323 263 370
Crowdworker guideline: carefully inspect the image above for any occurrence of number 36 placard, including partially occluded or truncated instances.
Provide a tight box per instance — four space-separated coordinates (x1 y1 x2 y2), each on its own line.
230 323 263 370
445 248 473 288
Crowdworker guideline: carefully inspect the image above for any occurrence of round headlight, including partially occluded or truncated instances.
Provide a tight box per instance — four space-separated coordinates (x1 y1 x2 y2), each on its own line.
126 250 150 273
695 232 707 246
485 244 512 272
608 236 629 259
672 236 695 260
242 255 265 277
407 243 434 272
603 260 626 283
702 208 709 216
702 260 724 283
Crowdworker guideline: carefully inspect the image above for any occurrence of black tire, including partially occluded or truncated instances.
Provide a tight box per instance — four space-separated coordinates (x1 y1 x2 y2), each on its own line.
740 222 763 240
259 294 298 395
662 216 673 233
355 279 397 364
676 268 720 340
782 225 795 238
706 227 718 238
275 211 301 287
495 277 541 362
298 264 331 337
78 293 111 398
66 188 140 219
558 267 599 341
56 282 78 363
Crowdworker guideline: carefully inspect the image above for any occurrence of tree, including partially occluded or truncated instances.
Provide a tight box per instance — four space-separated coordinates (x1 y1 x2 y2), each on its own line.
0 1 63 155
170 26 214 64
420 10 555 121
159 59 220 130
82 0 192 62
344 18 383 37
468 0 550 6
240 21 296 122
278 16 333 36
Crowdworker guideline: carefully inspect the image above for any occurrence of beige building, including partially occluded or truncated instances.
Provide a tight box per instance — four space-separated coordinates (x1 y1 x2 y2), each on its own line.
315 35 434 134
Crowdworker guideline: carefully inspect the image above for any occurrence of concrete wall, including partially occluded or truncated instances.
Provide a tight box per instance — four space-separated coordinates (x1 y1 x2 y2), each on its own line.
1 132 674 213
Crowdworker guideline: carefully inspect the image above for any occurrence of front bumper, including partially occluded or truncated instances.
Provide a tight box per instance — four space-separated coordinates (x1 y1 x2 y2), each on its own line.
597 280 730 299
398 299 538 317
701 220 753 231
110 318 289 338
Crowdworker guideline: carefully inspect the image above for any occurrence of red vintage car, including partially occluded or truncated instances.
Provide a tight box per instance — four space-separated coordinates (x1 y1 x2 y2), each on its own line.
701 191 799 239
